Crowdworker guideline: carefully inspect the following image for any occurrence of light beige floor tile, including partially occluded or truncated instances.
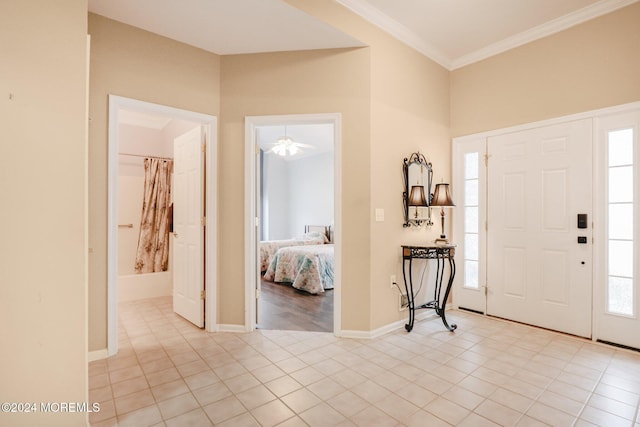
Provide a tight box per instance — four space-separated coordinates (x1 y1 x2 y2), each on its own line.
114 389 156 415
515 415 552 426
594 382 640 406
111 375 150 398
446 385 485 410
224 372 261 394
192 381 233 406
490 387 534 413
90 384 114 403
264 376 303 397
117 403 163 427
157 392 199 420
89 399 116 424
110 365 145 384
536 390 584 416
251 364 286 383
327 390 369 417
280 387 321 413
375 393 420 425
306 377 347 400
351 380 392 404
351 405 399 427
182 369 219 391
458 412 502 427
203 395 247 424
394 382 437 408
474 398 522 426
250 399 295 427
146 367 182 388
579 405 632 427
164 407 213 426
424 396 470 426
300 402 347 427
236 384 277 410
289 366 325 386
151 378 190 402
593 388 639 417
406 409 452 427
526 402 576 426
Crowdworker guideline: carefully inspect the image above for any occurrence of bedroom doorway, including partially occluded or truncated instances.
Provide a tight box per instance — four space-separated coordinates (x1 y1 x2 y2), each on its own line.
106 96 218 356
245 113 342 334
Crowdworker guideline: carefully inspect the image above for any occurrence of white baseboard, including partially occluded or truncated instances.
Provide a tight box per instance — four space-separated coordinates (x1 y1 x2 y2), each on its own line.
217 324 249 333
340 310 441 339
88 349 109 362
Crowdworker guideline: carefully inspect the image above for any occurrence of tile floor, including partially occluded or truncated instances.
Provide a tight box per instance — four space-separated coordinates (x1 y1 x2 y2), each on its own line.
89 297 640 426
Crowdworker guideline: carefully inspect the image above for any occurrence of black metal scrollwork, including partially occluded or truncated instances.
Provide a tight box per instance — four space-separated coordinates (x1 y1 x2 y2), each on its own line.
403 152 433 227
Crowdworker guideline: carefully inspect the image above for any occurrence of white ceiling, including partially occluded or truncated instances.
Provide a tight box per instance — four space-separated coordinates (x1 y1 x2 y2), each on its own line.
88 0 637 70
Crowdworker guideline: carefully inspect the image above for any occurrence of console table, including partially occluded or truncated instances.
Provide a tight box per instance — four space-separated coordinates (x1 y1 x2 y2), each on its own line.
401 245 457 332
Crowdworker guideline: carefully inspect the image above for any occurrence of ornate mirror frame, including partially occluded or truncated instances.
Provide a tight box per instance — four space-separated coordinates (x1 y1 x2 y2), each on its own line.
403 152 433 227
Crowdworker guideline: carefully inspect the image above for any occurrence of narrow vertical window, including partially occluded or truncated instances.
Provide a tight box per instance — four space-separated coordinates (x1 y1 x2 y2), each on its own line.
464 152 480 289
607 128 634 316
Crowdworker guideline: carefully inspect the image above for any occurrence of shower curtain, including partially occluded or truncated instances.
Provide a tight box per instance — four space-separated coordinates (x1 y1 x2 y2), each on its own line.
135 157 173 273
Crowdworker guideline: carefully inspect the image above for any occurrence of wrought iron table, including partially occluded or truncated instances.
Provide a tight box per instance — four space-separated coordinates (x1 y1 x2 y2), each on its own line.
401 245 457 332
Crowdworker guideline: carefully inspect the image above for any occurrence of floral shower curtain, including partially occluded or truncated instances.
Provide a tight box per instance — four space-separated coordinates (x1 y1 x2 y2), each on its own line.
135 157 173 273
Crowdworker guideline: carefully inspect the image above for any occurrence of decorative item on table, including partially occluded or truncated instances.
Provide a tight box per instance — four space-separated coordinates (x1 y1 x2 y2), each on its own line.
431 182 455 244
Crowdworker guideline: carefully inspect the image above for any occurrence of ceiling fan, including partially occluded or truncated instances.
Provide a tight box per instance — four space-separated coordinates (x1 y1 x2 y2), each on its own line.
268 134 314 157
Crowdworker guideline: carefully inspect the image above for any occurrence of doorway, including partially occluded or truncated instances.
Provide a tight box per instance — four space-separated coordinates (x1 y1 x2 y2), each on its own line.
452 102 640 349
244 113 342 334
107 95 217 356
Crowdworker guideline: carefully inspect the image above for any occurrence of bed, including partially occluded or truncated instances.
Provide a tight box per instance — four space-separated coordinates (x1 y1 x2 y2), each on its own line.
259 225 331 272
263 244 334 294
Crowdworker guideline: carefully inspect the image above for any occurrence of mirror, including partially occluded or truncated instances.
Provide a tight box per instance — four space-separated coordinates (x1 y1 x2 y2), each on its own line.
403 152 433 227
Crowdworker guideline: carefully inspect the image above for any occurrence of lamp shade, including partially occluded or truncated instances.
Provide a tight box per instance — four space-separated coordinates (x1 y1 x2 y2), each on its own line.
431 183 455 207
408 185 428 207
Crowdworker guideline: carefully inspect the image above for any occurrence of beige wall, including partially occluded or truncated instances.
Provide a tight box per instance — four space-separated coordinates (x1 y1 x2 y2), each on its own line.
0 1 88 426
451 2 640 137
219 48 372 329
285 0 451 330
88 14 220 350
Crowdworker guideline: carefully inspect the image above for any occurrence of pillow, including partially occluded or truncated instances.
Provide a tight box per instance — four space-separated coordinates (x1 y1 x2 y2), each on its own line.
302 231 328 243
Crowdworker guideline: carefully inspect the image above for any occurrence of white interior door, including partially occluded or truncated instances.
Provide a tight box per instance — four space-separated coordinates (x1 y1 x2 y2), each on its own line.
595 111 640 349
173 126 205 327
487 119 593 337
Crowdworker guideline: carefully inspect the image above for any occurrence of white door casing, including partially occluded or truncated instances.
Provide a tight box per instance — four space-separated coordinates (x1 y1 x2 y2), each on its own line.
486 119 593 338
173 126 205 327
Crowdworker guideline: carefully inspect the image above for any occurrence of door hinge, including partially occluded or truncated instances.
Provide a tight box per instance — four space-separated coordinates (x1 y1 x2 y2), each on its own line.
256 288 261 299
255 217 260 227
484 154 490 166
200 290 206 300
485 220 488 231
255 143 260 155
201 216 206 226
201 142 206 153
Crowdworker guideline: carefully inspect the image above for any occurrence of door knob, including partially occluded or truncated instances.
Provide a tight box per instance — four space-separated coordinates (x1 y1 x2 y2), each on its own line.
173 232 179 238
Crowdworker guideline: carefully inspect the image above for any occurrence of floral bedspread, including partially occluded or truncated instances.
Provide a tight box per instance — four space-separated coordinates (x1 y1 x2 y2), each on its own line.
263 244 334 294
259 235 325 272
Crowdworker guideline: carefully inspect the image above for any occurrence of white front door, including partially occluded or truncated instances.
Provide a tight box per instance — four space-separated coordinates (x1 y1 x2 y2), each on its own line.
173 126 205 327
595 111 640 349
487 119 593 337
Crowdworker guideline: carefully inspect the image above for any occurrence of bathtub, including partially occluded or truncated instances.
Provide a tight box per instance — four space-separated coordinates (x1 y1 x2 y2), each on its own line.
118 271 172 302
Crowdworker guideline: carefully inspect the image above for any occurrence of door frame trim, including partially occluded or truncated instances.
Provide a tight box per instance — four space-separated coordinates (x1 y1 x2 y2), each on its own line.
244 113 342 335
107 95 217 356
452 100 640 343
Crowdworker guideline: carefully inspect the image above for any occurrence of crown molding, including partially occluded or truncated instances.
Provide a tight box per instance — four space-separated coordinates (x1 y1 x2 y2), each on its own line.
337 0 639 71
335 0 453 69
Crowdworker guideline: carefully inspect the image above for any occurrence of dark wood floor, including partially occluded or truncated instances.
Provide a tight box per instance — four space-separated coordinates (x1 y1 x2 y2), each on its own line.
258 279 333 332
